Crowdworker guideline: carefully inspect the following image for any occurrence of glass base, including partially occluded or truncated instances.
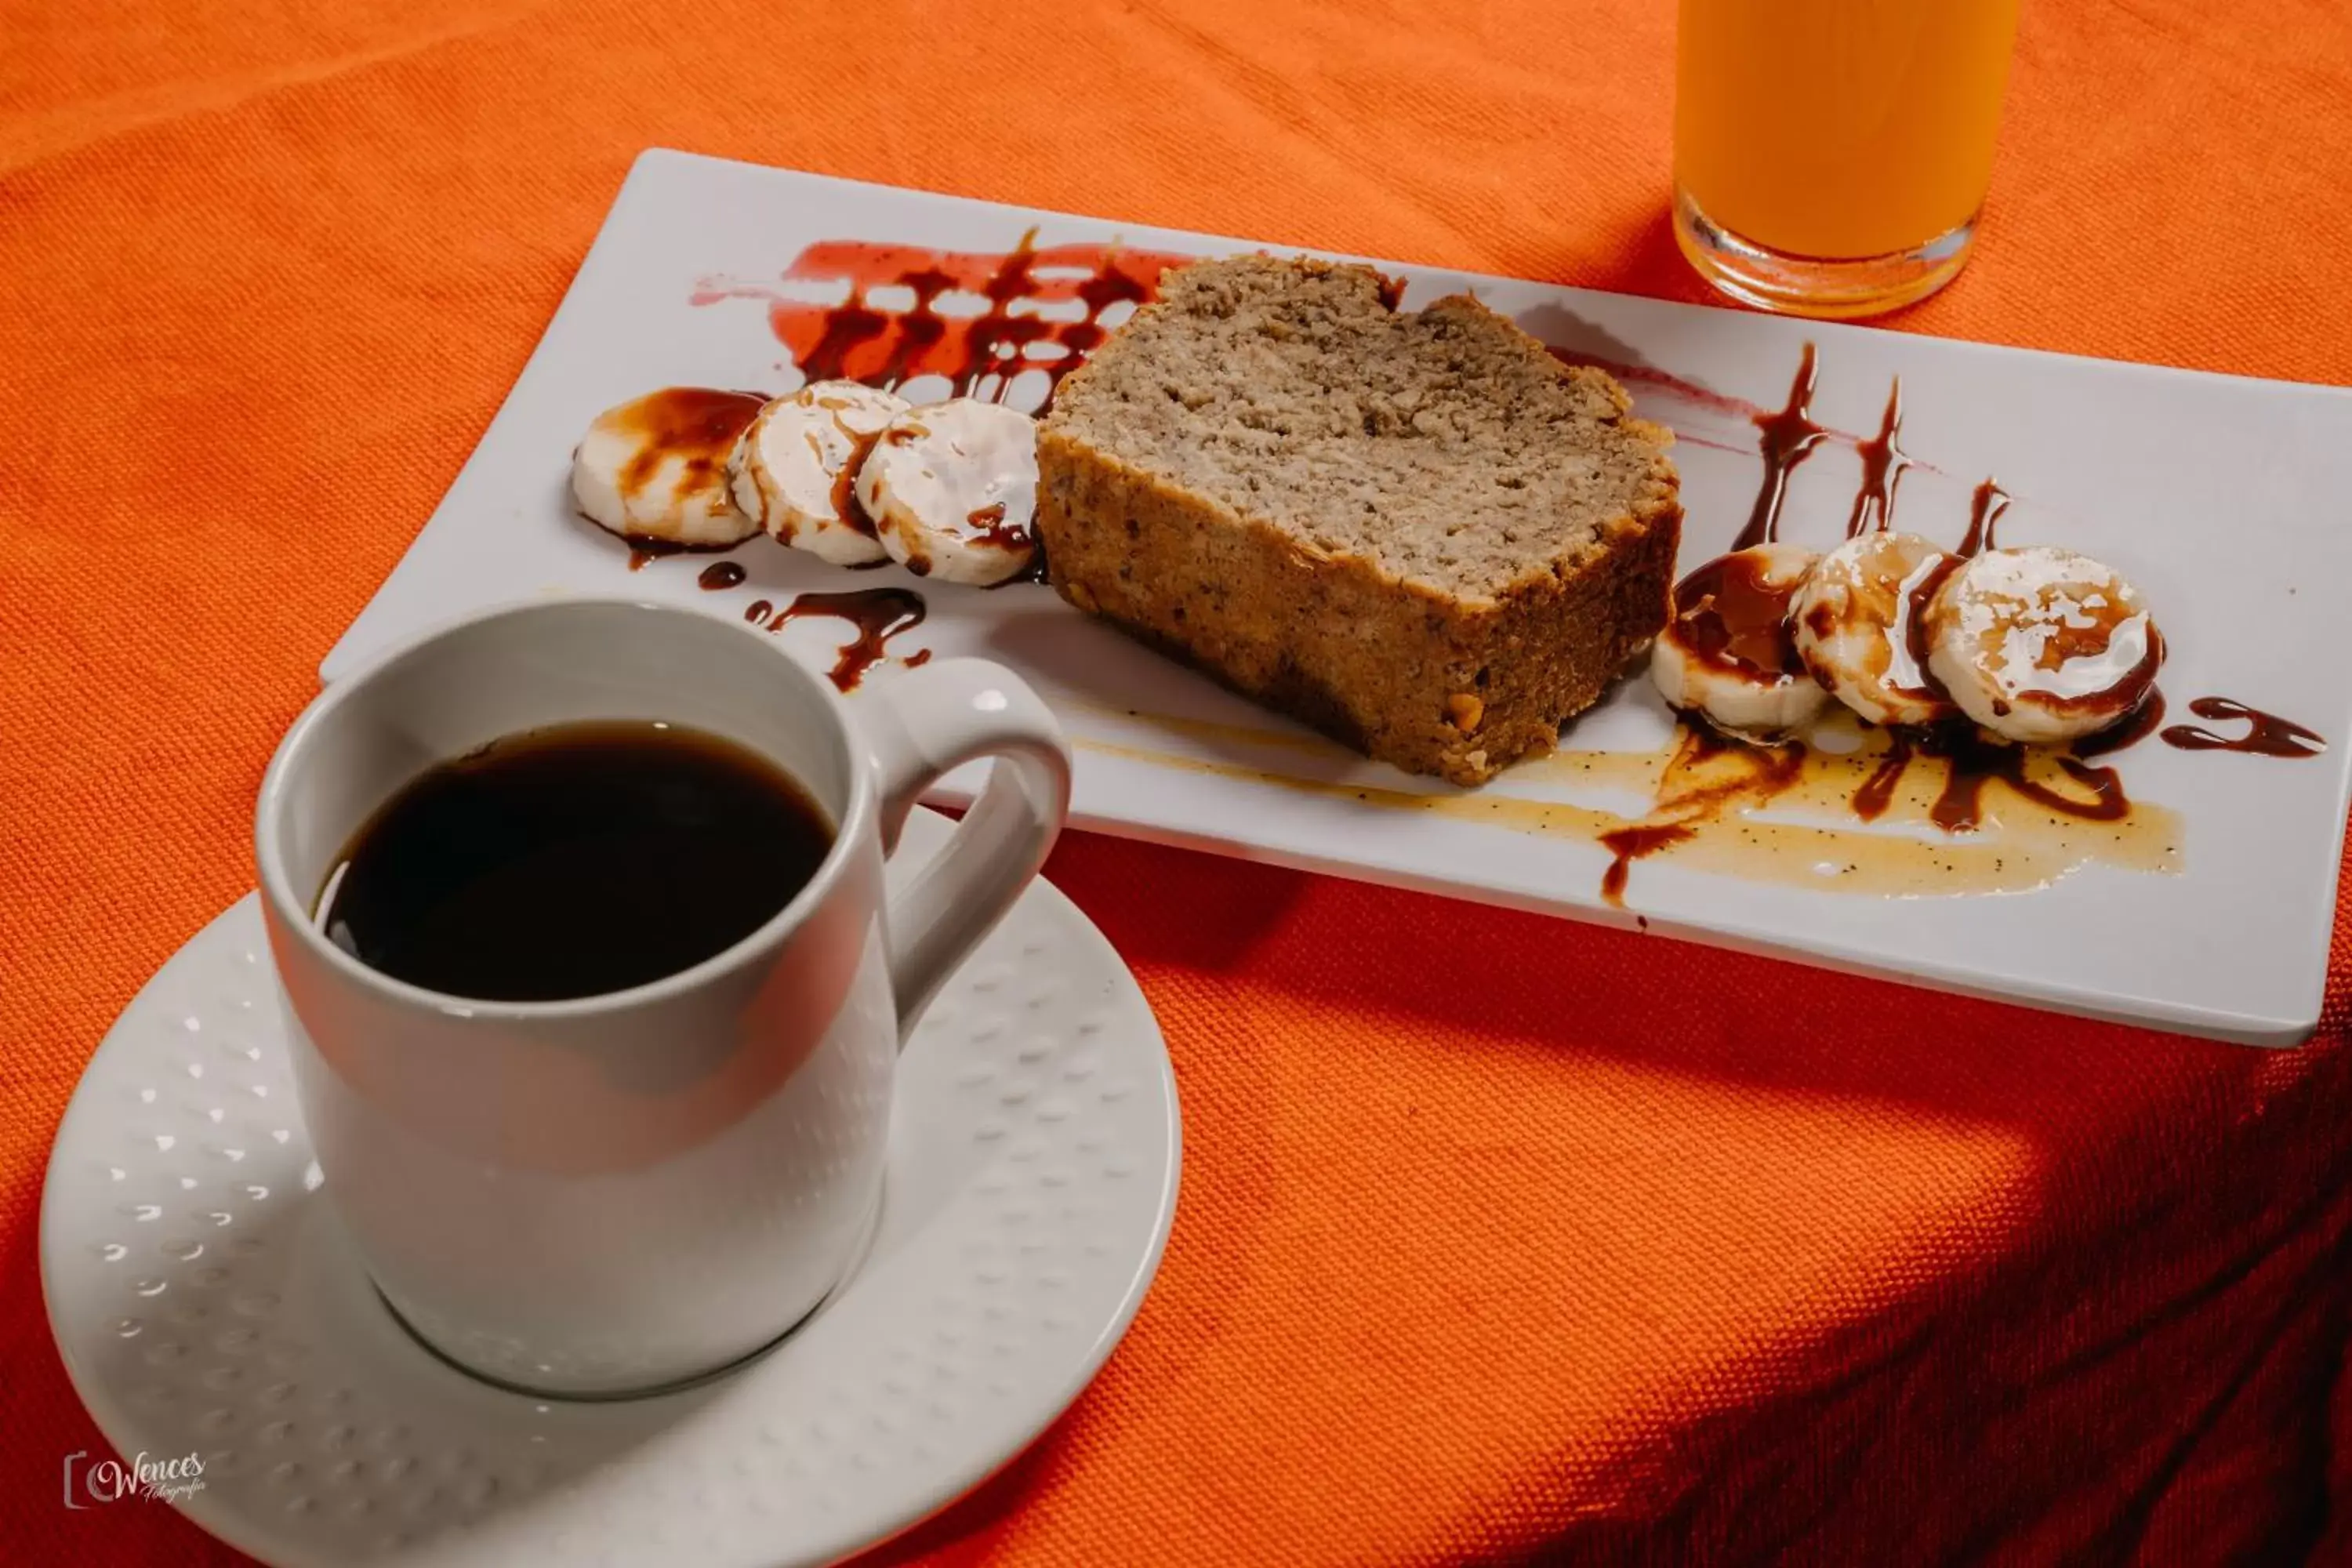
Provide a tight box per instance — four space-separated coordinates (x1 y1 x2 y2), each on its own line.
1673 187 1977 320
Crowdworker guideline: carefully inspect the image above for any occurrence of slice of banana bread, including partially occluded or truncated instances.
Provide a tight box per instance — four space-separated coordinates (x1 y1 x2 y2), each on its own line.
1036 255 1682 785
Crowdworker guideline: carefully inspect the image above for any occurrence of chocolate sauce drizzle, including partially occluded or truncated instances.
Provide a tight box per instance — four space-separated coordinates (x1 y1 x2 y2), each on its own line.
623 536 691 572
2161 698 2327 759
990 547 1051 589
1599 822 1696 905
1730 343 1827 551
1915 722 2131 833
698 560 746 590
764 587 928 692
1606 341 2338 906
612 389 763 500
621 533 739 572
1899 554 1965 711
1845 380 1911 539
2074 691 2169 757
955 503 1050 585
1671 553 1806 679
1850 730 1915 821
1957 480 2011 557
822 421 883 539
594 388 764 568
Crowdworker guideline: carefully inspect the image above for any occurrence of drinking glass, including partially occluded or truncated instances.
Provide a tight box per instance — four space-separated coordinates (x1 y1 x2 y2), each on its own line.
1674 0 2023 318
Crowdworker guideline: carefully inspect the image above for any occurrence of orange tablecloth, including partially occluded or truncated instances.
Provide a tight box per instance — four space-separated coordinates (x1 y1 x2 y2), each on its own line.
7 2 2352 1562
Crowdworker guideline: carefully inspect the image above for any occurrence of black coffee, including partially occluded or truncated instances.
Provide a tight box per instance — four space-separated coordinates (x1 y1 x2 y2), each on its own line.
318 720 833 1002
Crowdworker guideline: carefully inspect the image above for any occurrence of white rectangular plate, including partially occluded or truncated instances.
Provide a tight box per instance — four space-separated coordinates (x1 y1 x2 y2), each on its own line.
327 149 2352 1045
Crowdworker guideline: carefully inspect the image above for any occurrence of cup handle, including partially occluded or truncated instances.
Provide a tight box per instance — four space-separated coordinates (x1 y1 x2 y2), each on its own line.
856 658 1073 1042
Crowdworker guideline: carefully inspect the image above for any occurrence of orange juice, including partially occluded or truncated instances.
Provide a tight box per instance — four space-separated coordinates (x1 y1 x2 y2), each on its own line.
1676 0 2020 261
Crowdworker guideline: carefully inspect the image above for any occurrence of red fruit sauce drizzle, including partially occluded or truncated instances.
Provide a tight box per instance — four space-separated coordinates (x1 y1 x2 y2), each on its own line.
670 230 1205 667
695 229 1200 408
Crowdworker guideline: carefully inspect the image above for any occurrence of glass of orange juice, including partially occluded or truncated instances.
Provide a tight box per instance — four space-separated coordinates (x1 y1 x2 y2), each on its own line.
1675 0 2022 318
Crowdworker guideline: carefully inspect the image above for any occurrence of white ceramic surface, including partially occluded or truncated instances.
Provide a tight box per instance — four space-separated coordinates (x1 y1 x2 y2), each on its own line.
260 599 1069 1396
324 150 2352 1044
40 806 1180 1568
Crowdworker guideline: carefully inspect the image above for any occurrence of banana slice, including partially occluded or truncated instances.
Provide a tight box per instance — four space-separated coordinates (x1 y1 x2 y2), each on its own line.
1791 532 1962 728
1923 546 2163 744
570 388 764 546
727 381 908 567
856 398 1040 587
1651 544 1831 736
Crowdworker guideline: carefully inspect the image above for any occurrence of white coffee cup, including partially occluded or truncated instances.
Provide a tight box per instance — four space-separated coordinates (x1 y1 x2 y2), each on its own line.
254 597 1071 1397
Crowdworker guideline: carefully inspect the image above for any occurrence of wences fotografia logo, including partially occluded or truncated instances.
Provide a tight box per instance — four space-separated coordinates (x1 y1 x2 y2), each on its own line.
63 1449 206 1508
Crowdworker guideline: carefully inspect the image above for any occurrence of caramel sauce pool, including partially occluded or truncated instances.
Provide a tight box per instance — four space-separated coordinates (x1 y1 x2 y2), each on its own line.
1071 707 2181 903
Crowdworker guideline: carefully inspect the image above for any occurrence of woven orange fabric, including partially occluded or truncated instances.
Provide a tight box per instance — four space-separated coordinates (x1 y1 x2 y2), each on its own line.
6 2 2352 1563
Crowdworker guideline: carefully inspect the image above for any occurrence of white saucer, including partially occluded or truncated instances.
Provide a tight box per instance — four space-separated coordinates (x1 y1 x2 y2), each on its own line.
40 807 1180 1568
